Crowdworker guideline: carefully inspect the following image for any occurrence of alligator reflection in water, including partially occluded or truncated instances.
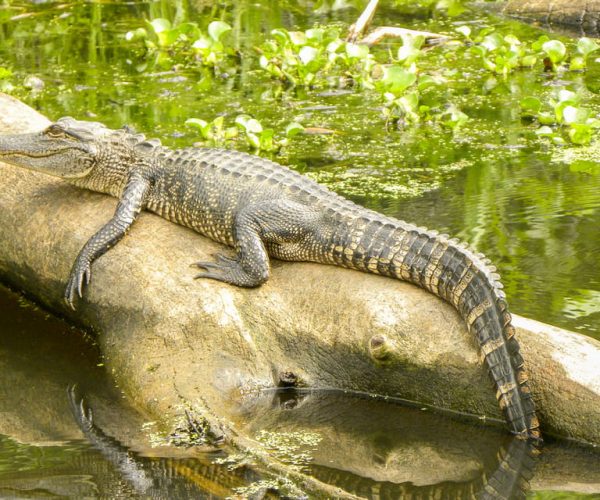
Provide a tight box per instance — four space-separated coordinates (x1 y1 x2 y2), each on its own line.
66 387 262 499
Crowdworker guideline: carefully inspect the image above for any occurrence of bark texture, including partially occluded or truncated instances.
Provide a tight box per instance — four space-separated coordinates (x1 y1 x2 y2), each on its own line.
504 0 600 34
0 93 599 451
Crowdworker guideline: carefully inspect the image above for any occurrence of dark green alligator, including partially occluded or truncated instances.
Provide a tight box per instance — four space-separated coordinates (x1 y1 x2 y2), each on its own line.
0 117 540 441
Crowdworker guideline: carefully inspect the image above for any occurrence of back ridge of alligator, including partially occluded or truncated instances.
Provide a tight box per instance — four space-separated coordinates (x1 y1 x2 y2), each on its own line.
0 117 540 441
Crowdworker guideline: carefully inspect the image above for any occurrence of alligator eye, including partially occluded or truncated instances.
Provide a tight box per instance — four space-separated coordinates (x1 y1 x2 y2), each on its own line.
45 124 66 138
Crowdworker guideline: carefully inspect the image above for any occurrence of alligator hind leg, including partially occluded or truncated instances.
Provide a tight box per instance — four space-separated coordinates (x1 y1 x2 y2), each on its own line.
192 199 320 287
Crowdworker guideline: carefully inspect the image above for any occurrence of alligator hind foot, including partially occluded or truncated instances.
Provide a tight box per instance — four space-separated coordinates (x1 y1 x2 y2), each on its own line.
192 252 269 288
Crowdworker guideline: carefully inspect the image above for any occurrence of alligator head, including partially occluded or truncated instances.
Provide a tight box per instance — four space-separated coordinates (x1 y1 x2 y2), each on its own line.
0 117 108 179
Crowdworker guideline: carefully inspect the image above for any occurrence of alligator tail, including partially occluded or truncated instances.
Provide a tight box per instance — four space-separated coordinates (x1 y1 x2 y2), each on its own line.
329 217 540 440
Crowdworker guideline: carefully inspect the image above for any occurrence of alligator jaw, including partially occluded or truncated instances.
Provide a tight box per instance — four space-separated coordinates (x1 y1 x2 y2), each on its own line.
0 131 95 179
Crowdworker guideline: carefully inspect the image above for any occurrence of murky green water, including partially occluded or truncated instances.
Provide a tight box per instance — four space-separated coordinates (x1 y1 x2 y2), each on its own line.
0 0 599 497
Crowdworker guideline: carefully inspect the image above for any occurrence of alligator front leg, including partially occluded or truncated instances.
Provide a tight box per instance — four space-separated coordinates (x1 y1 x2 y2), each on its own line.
65 174 151 308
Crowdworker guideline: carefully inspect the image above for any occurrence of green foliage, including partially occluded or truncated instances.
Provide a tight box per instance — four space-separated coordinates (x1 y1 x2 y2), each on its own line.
464 28 537 77
258 26 375 88
125 19 235 69
186 115 304 153
0 66 14 92
461 28 600 76
520 90 600 145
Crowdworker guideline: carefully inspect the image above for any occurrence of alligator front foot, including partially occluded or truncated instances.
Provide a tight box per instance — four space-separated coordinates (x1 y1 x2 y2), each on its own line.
64 257 92 309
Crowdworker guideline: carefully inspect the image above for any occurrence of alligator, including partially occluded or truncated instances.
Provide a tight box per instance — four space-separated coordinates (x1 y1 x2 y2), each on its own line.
0 117 540 441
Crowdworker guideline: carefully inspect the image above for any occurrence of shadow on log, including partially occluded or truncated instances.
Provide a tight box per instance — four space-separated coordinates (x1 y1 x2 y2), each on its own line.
0 93 599 466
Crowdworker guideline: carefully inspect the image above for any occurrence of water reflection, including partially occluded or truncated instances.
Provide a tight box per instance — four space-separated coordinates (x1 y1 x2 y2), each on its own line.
234 389 540 499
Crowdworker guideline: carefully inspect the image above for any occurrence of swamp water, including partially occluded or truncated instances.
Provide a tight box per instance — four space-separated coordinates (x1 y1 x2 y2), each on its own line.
0 0 599 497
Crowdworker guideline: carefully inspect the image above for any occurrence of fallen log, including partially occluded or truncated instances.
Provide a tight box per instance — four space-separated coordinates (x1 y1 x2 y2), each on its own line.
0 93 598 455
503 0 600 34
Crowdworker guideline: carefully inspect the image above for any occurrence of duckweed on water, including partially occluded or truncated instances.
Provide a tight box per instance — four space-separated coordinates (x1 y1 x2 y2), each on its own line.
255 430 322 471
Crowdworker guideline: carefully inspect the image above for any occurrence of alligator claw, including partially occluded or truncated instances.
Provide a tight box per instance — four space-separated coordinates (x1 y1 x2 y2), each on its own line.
64 259 92 310
190 253 237 269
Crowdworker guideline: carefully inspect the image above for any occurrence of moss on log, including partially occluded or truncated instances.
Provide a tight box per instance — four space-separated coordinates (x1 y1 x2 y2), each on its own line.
0 93 599 455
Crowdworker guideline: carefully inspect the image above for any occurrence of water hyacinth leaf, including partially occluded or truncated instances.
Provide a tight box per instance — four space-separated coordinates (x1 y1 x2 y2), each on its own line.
125 28 147 42
481 33 504 52
520 96 542 115
504 34 521 46
577 37 600 57
299 45 319 65
305 28 324 43
521 54 536 67
285 122 305 138
235 115 263 134
562 105 589 125
185 118 209 130
381 65 417 95
346 42 369 59
570 56 586 71
289 31 307 46
532 35 550 51
208 21 231 42
535 125 555 137
568 123 593 144
538 112 556 125
558 89 578 103
149 18 171 34
542 40 567 63
270 29 290 45
456 25 471 38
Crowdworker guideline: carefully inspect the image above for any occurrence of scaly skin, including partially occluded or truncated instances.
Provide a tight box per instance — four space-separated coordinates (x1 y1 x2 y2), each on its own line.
0 117 540 441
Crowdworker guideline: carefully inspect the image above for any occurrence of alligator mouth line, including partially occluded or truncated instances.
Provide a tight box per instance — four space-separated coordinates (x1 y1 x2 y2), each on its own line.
0 150 75 158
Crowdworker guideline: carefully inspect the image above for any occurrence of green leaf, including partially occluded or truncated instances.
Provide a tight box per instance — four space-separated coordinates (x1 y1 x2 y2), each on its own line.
535 125 555 136
531 35 550 52
557 89 578 103
289 31 307 46
381 65 417 95
538 112 556 125
346 42 369 59
298 45 319 65
208 21 231 42
577 37 600 57
305 28 324 43
456 25 471 38
285 122 305 138
235 115 263 133
148 18 171 34
542 40 567 64
562 105 589 125
125 27 147 42
568 123 593 144
185 118 208 130
520 96 542 115
481 33 504 52
570 56 586 71
270 29 291 46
